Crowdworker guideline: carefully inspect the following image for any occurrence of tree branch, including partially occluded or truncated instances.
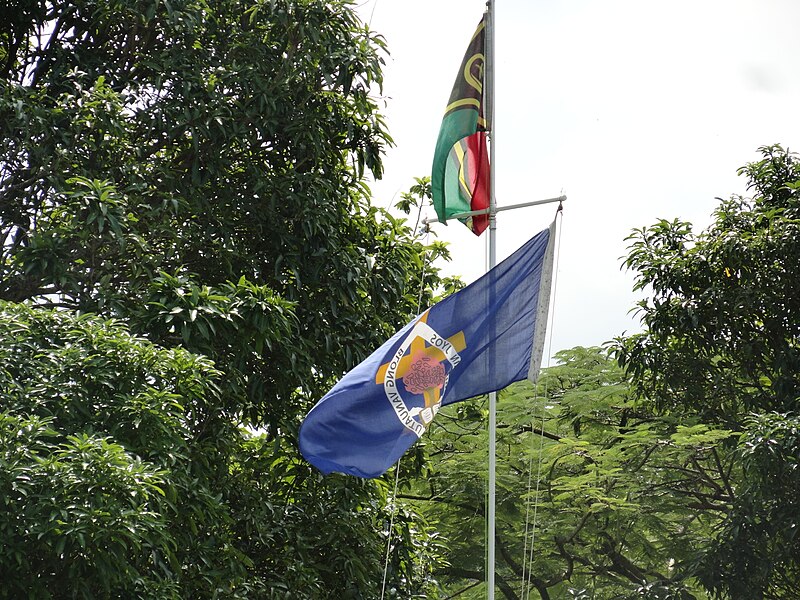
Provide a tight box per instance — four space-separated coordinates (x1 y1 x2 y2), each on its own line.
396 493 483 517
439 566 520 600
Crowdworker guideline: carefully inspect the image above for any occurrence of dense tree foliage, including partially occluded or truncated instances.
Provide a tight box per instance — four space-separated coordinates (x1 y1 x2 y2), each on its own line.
0 303 442 597
0 0 435 426
0 0 445 596
404 347 726 599
618 144 800 599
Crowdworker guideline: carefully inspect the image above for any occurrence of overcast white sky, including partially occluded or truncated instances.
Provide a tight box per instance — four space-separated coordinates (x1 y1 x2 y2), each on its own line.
356 0 800 357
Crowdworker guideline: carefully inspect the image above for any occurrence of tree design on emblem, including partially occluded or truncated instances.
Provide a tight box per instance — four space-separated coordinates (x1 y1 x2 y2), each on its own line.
404 356 447 395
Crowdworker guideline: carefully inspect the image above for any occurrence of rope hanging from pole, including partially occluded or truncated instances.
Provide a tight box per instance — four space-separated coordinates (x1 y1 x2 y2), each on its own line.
520 206 564 598
380 196 431 600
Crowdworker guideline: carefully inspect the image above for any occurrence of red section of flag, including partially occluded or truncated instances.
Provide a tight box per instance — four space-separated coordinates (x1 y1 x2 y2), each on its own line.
464 131 490 236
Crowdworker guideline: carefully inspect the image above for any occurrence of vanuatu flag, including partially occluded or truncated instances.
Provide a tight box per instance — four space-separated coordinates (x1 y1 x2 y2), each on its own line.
299 222 556 478
431 16 490 236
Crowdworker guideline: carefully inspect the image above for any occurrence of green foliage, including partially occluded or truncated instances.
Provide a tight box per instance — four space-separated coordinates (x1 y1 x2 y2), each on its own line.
620 145 800 424
0 301 443 598
404 347 720 599
0 302 230 597
227 433 444 598
393 175 464 299
395 176 432 215
699 412 800 599
0 0 437 428
618 145 800 598
0 1 446 596
0 415 174 598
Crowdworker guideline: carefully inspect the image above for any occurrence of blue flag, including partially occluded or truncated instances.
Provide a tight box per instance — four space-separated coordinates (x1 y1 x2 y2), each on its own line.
299 222 556 478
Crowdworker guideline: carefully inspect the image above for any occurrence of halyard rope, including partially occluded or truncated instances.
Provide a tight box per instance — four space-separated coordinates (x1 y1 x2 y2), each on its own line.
380 194 429 600
521 205 563 598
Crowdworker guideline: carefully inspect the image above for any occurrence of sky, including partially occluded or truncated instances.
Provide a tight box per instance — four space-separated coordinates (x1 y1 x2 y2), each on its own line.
356 0 800 358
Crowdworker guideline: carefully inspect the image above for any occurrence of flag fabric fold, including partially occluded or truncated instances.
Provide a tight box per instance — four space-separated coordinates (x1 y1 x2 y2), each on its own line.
431 16 490 235
299 222 556 478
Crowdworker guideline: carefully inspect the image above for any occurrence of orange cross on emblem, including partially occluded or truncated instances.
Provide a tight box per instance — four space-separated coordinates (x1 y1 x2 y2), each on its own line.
375 311 466 414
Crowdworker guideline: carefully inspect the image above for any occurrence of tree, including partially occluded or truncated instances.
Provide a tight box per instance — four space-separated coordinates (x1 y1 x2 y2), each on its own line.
0 0 436 426
618 144 800 598
0 0 446 596
0 301 233 597
403 347 724 599
0 301 443 597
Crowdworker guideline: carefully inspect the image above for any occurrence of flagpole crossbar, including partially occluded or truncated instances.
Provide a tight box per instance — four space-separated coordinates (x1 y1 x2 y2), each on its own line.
422 195 566 226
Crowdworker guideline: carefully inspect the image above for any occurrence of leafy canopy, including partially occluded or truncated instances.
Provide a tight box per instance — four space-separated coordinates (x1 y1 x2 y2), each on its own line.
0 0 440 428
404 347 721 600
618 144 800 599
0 0 448 596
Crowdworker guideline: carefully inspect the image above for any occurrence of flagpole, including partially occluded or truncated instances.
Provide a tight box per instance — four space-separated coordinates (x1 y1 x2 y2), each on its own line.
486 1 497 598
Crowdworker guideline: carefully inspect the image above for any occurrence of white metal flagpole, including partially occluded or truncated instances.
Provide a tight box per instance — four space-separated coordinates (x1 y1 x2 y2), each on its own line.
485 1 497 597
423 4 564 595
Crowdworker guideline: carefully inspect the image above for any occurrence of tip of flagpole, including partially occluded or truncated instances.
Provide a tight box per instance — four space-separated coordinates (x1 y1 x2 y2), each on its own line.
421 215 439 227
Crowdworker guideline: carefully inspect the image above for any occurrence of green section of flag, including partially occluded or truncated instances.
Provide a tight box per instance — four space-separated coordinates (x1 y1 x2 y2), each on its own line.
431 17 487 225
437 112 479 221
